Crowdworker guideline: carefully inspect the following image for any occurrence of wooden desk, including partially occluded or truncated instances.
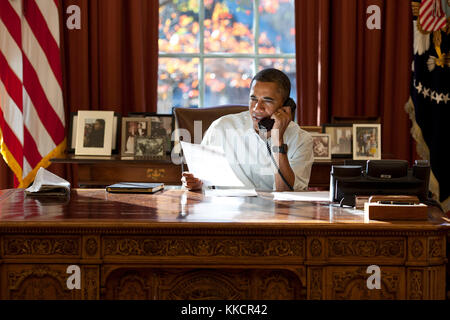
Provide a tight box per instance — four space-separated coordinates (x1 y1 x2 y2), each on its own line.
0 188 448 300
51 155 344 188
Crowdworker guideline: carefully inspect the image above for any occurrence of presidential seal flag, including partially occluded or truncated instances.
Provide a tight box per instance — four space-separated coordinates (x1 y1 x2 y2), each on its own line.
406 0 450 211
0 0 65 187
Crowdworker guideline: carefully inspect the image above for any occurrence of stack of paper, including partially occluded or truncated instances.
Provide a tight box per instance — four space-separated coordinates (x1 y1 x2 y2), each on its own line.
25 167 71 196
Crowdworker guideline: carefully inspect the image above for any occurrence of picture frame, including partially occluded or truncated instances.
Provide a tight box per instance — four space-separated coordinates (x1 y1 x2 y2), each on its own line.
120 117 152 157
68 112 120 153
146 115 174 155
75 111 114 156
353 124 381 160
67 112 78 153
310 133 331 160
300 126 323 133
134 136 165 158
322 123 353 158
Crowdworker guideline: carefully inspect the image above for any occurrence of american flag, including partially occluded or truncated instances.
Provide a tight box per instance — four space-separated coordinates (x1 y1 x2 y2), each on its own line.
408 0 449 212
419 0 447 31
0 0 65 187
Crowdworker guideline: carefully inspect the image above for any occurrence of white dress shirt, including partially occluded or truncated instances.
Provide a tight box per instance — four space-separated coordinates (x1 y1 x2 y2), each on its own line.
201 111 314 191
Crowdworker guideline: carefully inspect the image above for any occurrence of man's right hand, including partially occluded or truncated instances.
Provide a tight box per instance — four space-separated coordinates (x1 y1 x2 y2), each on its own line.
181 172 203 191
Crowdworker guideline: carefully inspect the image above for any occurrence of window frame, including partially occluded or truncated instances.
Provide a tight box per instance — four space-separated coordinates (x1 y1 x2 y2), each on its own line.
158 0 296 109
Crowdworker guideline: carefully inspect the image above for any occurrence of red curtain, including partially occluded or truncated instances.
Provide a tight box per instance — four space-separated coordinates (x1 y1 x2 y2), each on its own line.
296 0 417 162
60 0 158 115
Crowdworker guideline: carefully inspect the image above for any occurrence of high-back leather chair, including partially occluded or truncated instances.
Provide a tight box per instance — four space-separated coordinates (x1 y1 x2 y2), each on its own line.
173 105 248 144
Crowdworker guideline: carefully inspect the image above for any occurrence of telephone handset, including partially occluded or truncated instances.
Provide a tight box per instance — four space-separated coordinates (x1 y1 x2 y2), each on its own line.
257 97 296 131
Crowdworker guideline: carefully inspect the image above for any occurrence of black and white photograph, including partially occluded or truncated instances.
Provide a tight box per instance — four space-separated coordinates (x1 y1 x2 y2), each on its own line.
75 111 114 156
134 136 165 158
121 117 151 156
323 124 353 157
310 133 331 160
148 115 173 154
353 124 381 160
68 112 120 153
83 118 105 148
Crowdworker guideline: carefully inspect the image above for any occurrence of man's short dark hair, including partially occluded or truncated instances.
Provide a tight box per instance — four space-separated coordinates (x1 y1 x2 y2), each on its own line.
95 119 105 127
250 68 291 101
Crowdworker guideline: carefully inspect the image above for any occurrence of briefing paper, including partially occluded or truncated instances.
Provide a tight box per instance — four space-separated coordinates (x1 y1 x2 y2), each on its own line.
180 141 246 188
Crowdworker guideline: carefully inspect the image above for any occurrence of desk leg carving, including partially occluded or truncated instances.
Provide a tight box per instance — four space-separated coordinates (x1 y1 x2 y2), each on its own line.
407 266 446 300
308 267 324 300
83 266 99 300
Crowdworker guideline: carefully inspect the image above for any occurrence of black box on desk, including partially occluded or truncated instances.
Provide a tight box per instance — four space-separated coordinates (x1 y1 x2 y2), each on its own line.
329 160 430 207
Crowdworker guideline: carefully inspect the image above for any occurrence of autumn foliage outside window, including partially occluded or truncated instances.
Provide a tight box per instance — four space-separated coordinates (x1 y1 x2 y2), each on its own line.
158 0 296 113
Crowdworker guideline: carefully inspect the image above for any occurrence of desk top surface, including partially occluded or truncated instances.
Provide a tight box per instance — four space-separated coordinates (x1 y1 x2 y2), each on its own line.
0 188 448 233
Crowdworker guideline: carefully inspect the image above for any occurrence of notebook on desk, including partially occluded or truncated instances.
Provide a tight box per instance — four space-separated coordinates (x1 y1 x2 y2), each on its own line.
106 182 164 194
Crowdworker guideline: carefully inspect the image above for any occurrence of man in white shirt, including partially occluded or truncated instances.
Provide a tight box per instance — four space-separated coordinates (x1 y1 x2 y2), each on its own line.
182 68 313 191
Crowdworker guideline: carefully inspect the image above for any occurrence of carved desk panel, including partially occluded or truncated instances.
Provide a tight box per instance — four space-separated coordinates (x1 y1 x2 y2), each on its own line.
0 188 448 300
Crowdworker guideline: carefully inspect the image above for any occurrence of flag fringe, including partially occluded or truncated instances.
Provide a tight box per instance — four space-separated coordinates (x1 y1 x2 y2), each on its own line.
19 139 67 188
0 127 23 185
404 97 449 212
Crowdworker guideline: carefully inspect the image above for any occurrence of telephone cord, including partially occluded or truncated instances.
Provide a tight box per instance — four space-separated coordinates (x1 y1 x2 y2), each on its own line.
265 141 294 191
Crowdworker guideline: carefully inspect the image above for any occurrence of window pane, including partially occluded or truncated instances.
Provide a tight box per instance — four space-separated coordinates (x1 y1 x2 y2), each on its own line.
204 58 253 107
159 0 199 53
204 0 254 53
158 58 199 113
259 59 297 102
258 0 295 54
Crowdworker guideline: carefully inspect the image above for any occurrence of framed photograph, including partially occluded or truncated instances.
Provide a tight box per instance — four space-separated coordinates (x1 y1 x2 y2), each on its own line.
353 124 381 160
300 126 323 133
75 111 114 156
120 117 151 156
323 124 353 158
68 112 120 153
134 136 165 158
147 115 173 155
68 112 78 153
310 133 331 160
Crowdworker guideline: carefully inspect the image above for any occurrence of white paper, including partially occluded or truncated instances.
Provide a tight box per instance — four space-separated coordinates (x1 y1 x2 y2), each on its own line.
272 191 330 202
205 188 257 197
25 167 71 196
180 141 245 187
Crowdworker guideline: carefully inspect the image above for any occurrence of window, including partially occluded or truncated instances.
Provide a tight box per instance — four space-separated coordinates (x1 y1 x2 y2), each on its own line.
158 0 296 113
